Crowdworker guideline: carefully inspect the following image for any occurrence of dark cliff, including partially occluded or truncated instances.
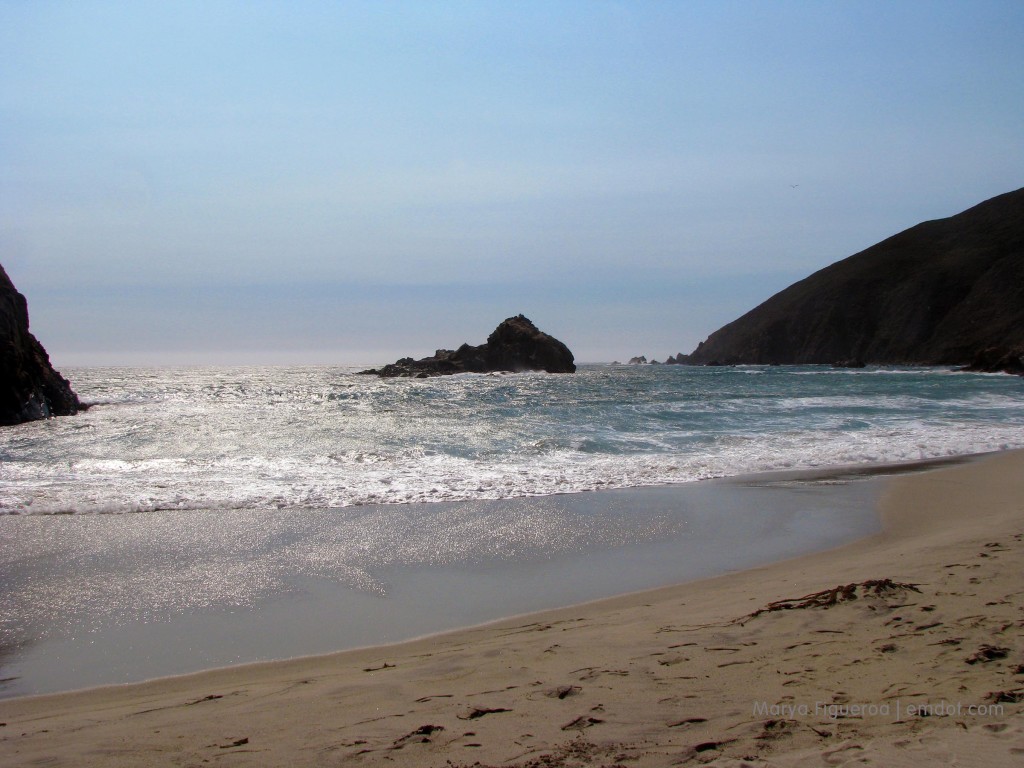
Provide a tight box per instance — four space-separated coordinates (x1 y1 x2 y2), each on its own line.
685 188 1024 370
362 315 576 378
1 264 84 425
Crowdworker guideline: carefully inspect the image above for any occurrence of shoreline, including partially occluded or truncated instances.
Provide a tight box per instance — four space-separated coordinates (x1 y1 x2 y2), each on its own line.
1 448 1022 765
5 450 985 699
0 459 891 698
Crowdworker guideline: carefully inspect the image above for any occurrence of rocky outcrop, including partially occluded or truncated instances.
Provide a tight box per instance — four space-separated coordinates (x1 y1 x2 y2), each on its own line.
960 346 1024 375
361 315 576 378
627 355 648 365
1 264 84 425
664 353 690 365
684 188 1024 370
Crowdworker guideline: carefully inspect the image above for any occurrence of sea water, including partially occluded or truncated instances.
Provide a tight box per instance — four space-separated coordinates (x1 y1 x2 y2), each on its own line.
4 364 1021 514
0 364 1021 695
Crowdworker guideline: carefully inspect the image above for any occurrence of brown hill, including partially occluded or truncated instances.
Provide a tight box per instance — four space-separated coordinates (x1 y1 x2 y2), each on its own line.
685 187 1024 371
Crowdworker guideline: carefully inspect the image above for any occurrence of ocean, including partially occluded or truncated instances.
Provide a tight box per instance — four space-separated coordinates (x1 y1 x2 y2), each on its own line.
1 363 1022 695
5 363 1022 515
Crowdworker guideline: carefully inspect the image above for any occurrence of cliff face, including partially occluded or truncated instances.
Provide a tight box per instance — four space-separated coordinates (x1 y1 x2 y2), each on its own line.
686 188 1024 369
1 264 83 425
362 315 576 378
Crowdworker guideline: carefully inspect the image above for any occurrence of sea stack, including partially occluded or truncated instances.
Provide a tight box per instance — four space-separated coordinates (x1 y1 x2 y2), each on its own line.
362 314 576 378
0 264 84 425
683 187 1024 372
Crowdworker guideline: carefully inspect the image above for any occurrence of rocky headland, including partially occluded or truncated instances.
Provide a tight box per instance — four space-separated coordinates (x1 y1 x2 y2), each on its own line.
680 187 1024 374
1 264 84 426
361 315 576 378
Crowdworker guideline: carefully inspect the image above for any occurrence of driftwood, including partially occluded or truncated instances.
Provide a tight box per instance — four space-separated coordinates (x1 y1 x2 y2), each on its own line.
738 579 921 623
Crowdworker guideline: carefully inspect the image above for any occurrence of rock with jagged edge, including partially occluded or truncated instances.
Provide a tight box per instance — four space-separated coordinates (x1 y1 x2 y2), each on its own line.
1 264 84 425
361 315 575 378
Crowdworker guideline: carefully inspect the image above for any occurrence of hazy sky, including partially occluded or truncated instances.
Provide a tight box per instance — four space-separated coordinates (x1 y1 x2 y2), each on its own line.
3 1 1023 365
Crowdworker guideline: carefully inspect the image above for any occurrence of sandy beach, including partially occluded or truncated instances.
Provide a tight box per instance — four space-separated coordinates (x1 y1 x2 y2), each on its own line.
1 450 1022 767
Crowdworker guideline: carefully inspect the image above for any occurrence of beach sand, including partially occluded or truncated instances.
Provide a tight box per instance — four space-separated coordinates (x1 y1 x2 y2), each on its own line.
1 451 1022 767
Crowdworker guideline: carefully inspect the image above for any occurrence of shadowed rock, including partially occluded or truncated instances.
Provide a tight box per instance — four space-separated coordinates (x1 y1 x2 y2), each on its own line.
960 346 1024 375
684 187 1024 373
361 315 576 378
1 264 84 426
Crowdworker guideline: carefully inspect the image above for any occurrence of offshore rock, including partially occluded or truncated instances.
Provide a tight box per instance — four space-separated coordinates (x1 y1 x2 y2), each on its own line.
960 346 1024 376
1 264 84 426
832 359 867 369
684 187 1024 367
362 315 576 378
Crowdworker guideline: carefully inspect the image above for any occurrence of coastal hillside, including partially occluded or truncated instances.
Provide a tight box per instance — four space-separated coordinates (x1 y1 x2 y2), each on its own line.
0 264 83 425
685 187 1024 369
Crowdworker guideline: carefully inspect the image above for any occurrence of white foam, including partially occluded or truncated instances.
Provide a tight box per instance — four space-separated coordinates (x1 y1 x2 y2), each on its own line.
2 365 1022 515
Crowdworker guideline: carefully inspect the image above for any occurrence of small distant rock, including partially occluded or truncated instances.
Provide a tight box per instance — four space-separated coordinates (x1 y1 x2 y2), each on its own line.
627 355 648 365
832 359 867 369
361 315 575 378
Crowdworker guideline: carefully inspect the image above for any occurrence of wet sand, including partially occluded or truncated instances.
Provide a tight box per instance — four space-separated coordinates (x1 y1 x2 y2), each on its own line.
0 472 884 697
1 450 1022 766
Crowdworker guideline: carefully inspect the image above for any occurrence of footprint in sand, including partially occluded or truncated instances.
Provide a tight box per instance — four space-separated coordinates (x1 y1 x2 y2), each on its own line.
216 737 249 749
966 645 1009 664
392 724 445 749
545 685 582 699
561 716 604 731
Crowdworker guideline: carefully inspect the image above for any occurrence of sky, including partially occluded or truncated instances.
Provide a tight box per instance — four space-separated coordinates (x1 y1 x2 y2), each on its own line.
2 0 1023 366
